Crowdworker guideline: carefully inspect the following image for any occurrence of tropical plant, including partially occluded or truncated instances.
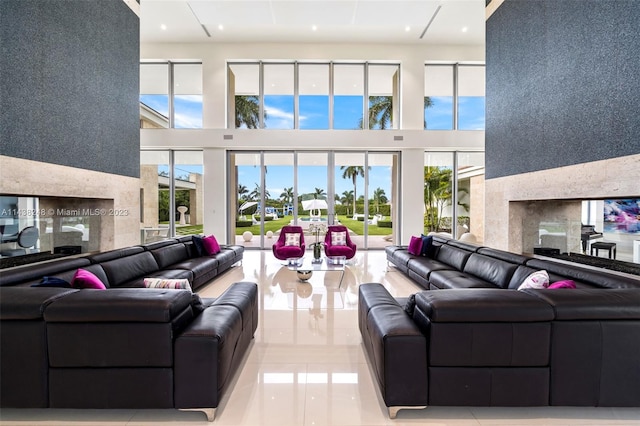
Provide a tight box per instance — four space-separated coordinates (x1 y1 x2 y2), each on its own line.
362 96 433 130
424 166 452 232
249 182 270 201
340 190 354 216
340 166 367 217
372 187 388 214
313 187 326 199
237 184 249 202
280 187 293 204
235 95 267 129
423 96 434 129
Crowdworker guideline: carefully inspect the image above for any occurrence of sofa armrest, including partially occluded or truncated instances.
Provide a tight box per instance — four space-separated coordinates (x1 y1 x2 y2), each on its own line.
358 284 428 408
174 304 242 410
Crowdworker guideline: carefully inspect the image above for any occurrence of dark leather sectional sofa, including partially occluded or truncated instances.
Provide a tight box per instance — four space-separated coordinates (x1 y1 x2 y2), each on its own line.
0 235 244 290
359 238 640 418
0 236 253 421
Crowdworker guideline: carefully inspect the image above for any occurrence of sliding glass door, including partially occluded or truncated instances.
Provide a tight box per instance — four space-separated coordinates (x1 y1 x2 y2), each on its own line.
229 151 399 250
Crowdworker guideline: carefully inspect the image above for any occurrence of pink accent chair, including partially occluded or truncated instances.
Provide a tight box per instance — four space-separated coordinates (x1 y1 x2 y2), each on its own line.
272 226 306 260
324 225 357 259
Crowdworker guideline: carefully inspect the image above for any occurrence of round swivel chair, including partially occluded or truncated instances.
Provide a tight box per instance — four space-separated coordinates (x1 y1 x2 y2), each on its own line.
0 226 39 257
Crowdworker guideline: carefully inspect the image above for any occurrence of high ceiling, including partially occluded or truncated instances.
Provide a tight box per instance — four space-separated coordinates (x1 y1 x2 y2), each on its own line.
140 0 485 45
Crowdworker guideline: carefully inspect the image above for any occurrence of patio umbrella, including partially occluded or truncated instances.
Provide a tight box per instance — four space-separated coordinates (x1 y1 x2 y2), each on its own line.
238 201 258 218
302 199 328 218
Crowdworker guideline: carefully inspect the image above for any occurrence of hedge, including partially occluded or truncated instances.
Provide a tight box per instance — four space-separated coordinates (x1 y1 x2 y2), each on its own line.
236 220 253 227
377 220 393 228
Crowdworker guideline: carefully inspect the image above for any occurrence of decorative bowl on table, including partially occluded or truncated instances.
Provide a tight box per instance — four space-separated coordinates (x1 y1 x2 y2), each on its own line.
296 270 313 281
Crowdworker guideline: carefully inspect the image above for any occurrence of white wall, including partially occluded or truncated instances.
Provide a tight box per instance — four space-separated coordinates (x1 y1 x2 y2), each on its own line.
140 41 485 244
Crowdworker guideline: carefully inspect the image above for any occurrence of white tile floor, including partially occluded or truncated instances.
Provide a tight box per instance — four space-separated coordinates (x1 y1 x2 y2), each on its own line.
2 250 640 425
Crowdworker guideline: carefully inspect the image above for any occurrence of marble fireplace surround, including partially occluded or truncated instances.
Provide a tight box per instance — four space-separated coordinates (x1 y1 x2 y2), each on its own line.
485 154 640 255
0 156 140 253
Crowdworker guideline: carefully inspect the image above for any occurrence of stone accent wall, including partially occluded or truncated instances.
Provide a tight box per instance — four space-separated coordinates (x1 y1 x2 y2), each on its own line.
485 154 640 253
0 156 140 251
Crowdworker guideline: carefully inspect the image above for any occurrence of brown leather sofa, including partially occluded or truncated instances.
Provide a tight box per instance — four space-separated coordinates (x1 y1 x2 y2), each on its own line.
0 282 258 421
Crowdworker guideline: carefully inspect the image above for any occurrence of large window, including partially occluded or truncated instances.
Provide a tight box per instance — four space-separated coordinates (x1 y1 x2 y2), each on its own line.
140 62 203 129
140 150 203 243
228 62 399 130
424 151 485 244
424 64 485 130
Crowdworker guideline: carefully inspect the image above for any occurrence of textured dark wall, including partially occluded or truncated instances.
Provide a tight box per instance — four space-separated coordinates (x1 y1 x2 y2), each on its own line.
486 0 640 179
0 0 140 178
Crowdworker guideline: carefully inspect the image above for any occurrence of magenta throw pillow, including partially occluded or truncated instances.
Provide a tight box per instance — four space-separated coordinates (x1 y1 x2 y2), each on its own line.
72 268 107 290
202 235 221 255
548 280 577 289
407 236 423 256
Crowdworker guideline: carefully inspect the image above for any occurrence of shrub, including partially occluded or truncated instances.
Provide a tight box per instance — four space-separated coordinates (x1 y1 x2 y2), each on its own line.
377 220 393 228
236 220 253 227
253 215 274 221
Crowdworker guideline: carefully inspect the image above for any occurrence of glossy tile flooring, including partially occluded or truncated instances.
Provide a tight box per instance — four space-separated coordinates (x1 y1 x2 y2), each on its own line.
2 250 640 425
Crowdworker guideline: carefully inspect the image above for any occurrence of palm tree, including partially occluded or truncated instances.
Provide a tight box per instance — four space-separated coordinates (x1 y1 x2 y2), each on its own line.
313 187 326 199
340 166 367 217
368 96 393 129
280 187 293 204
423 96 434 129
372 187 388 214
424 167 452 232
249 183 270 202
235 95 267 129
340 190 354 216
238 184 249 208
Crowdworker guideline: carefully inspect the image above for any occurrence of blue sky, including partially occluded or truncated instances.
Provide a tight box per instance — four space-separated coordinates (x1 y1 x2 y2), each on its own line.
143 93 484 203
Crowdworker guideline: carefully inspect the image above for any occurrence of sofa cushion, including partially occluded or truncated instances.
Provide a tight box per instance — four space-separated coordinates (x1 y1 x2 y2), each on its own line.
32 277 72 288
171 257 219 279
435 244 472 271
407 236 423 255
202 235 221 255
125 269 194 288
0 287 78 320
150 243 191 270
463 253 518 289
415 289 555 323
518 270 550 291
548 280 576 289
523 288 640 320
526 258 640 289
191 235 205 256
428 270 498 290
99 251 161 288
285 232 301 246
144 278 191 291
87 246 145 264
420 235 434 257
71 269 107 290
0 257 91 287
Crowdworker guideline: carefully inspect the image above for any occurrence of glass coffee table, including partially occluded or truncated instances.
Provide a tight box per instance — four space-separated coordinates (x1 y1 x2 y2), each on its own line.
285 256 347 287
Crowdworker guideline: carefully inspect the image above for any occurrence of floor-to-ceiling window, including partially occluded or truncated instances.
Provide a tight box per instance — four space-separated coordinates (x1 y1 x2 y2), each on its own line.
424 151 485 243
229 151 399 250
140 150 203 243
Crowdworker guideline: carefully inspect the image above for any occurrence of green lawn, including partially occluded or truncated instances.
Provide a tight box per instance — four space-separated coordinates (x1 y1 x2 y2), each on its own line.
166 216 392 236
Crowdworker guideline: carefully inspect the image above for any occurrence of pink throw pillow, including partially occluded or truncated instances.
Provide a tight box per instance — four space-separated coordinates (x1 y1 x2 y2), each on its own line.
72 268 106 290
548 280 576 289
407 236 423 256
202 235 220 255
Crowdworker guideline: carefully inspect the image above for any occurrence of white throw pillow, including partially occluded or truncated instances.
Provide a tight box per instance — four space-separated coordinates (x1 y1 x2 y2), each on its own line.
284 232 300 247
517 270 550 291
331 231 347 246
144 278 192 291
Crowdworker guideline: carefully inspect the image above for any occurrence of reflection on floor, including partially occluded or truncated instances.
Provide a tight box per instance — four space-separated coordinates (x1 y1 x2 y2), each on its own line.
2 250 640 425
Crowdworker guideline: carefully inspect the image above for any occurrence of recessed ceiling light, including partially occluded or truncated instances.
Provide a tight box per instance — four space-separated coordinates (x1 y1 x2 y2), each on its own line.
405 26 411 32
462 26 468 32
160 24 167 30
311 25 318 31
218 24 224 31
